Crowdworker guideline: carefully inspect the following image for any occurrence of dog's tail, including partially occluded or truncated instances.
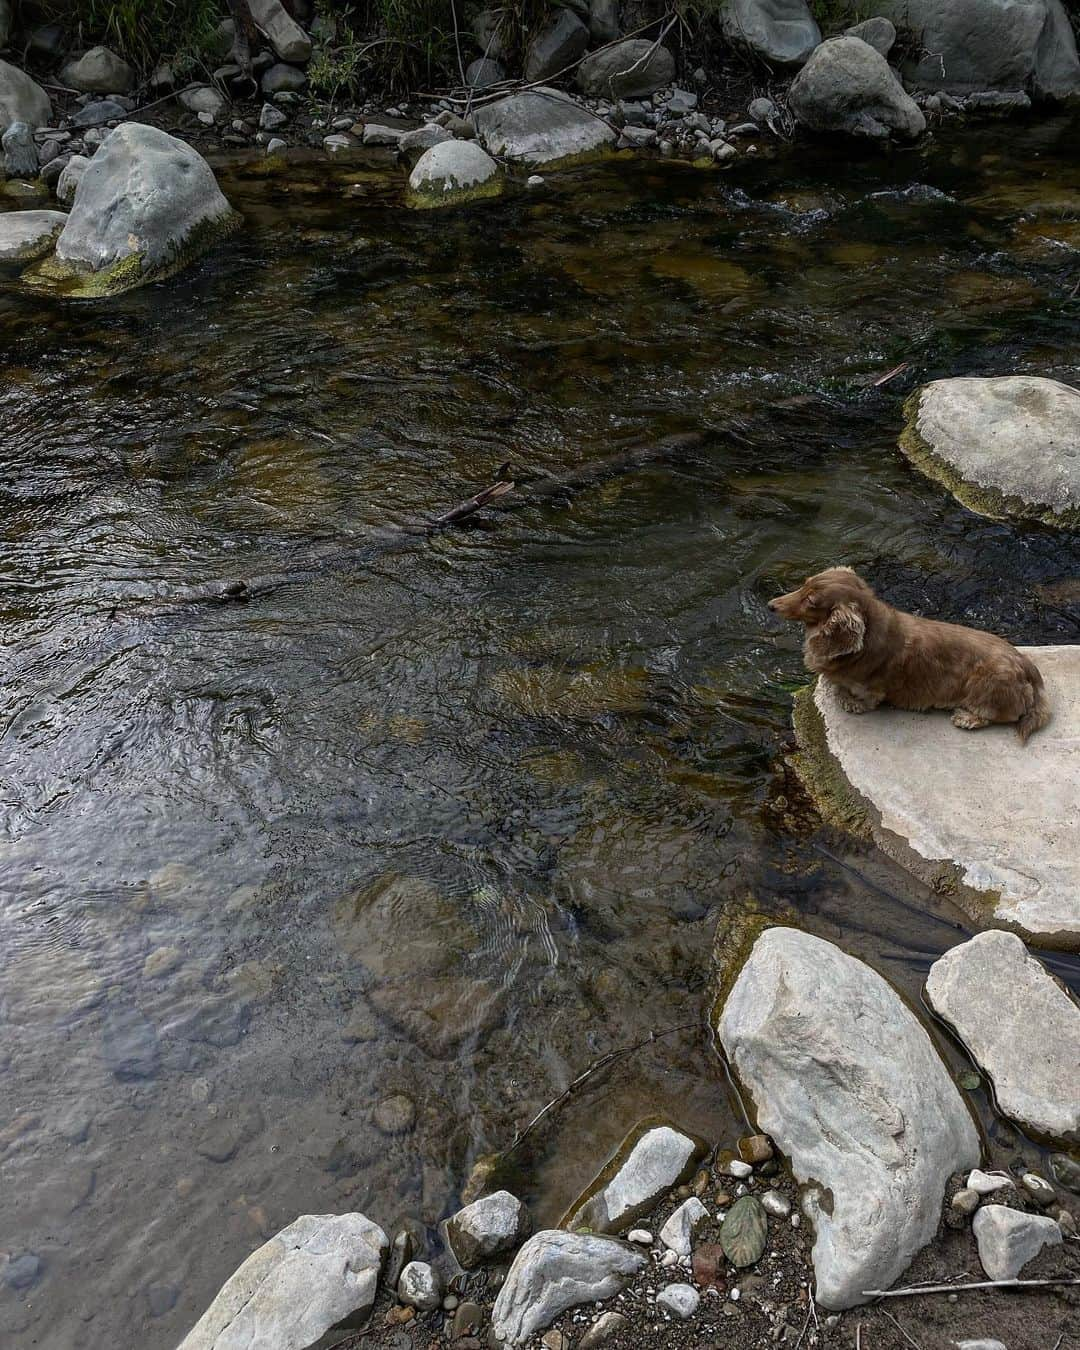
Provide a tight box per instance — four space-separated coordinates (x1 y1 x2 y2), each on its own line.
1017 667 1051 743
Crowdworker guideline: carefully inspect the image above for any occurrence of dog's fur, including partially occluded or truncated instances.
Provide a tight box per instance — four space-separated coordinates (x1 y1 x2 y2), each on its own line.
769 567 1051 742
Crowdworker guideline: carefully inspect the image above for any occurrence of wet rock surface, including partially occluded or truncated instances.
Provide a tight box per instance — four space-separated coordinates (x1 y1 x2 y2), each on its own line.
474 88 617 167
926 931 1080 1140
0 207 66 262
717 927 979 1308
565 1122 707 1233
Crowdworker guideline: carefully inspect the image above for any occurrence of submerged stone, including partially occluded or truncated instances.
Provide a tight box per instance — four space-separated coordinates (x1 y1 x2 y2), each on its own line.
791 647 1080 946
926 931 1080 1140
900 375 1080 526
717 927 979 1309
22 122 240 298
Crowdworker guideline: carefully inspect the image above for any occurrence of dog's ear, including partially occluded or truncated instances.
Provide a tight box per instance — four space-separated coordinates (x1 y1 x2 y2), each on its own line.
818 601 865 657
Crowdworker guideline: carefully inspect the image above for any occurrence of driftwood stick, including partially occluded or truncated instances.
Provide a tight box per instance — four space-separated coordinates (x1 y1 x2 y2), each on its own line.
863 1277 1080 1299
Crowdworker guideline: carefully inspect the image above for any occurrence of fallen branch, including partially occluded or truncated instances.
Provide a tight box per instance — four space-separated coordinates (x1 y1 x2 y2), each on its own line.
863 1277 1080 1299
431 463 515 526
872 361 910 387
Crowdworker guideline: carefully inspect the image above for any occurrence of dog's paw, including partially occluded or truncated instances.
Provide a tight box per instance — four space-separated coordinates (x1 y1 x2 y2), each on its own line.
834 690 872 714
952 708 989 730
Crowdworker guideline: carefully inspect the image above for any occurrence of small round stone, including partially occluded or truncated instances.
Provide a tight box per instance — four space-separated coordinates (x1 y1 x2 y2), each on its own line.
727 1159 753 1179
373 1093 416 1136
760 1190 791 1218
951 1187 979 1215
627 1228 653 1244
657 1282 700 1319
1021 1172 1056 1206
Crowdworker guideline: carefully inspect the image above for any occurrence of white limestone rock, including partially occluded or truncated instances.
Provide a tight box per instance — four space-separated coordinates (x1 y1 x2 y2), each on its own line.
492 1231 644 1345
473 88 616 168
176 1213 388 1350
926 931 1080 1140
659 1197 709 1256
0 209 67 263
901 376 1080 526
972 1205 1062 1280
795 646 1080 945
398 1260 442 1311
445 1190 530 1267
657 1282 700 1318
717 927 979 1309
565 1122 706 1234
407 139 502 208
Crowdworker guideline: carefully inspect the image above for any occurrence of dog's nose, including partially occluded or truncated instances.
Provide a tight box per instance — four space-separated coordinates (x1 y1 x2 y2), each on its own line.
767 598 779 611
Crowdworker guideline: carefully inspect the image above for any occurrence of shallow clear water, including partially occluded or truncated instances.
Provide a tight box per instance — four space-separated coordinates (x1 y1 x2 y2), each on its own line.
2 117 1079 1347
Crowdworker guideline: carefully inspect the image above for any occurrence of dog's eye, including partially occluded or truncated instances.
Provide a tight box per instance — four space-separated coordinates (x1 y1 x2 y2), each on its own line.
805 591 818 606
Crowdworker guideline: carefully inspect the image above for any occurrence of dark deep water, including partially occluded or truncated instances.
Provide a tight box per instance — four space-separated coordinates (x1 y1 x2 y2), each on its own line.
1 115 1079 1347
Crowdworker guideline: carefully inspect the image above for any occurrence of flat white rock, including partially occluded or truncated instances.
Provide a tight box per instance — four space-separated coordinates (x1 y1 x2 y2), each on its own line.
903 376 1080 524
491 1230 645 1345
0 209 67 263
566 1122 704 1233
972 1204 1062 1280
718 927 979 1309
473 88 616 167
176 1212 387 1350
927 931 1080 1140
967 1169 1015 1196
801 646 1080 944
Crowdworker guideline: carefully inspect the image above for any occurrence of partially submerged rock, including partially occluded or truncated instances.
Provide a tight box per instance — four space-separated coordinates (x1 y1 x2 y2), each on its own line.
406 139 502 209
0 59 51 131
0 209 67 263
790 648 1080 947
491 1231 645 1345
564 1120 708 1234
972 1204 1062 1280
21 123 240 298
576 38 676 98
717 927 979 1309
789 36 925 140
720 0 821 66
474 89 617 168
446 1190 530 1268
900 376 1080 527
176 1213 387 1350
926 931 1080 1140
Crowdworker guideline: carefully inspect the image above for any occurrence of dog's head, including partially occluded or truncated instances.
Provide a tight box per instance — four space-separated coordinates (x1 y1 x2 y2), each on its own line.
768 567 874 658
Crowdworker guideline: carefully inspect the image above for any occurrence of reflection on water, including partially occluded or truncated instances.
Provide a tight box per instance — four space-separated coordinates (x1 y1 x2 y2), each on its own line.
2 117 1080 1347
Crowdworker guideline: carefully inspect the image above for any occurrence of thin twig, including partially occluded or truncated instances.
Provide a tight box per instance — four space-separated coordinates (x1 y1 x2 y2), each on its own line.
856 1324 862 1350
880 1308 921 1350
504 1019 699 1155
863 1277 1080 1299
792 1300 814 1350
872 361 910 387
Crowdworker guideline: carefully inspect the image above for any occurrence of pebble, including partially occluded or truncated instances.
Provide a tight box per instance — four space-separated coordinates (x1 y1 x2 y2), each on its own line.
727 1159 753 1179
526 174 545 189
627 1229 652 1245
951 1187 980 1215
738 1134 774 1164
760 1190 791 1218
790 1214 801 1228
579 1311 630 1348
452 1301 483 1337
967 1169 1013 1196
660 1249 679 1268
656 1282 700 1319
197 111 215 126
541 1332 569 1350
1021 1172 1056 1207
259 103 287 131
2 1252 42 1290
373 1093 416 1135
265 138 287 155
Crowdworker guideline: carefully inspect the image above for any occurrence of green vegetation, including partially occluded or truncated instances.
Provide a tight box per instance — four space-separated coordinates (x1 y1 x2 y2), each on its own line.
35 0 224 71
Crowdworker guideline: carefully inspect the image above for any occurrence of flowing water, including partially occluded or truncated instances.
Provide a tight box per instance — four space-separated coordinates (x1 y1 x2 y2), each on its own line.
2 115 1080 1347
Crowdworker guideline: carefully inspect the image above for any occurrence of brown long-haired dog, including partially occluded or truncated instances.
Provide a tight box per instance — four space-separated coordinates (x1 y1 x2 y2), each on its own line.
769 567 1051 742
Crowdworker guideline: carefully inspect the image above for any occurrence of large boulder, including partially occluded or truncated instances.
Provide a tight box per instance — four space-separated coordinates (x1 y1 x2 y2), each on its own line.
564 1121 707 1233
249 0 312 63
177 1213 387 1350
717 927 979 1309
720 0 821 66
926 931 1080 1141
576 38 676 97
491 1231 646 1345
406 139 503 209
851 0 1080 100
900 375 1080 527
474 89 617 168
0 59 51 132
59 46 134 93
0 210 67 263
791 648 1080 947
22 123 240 297
525 9 589 82
789 36 926 139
